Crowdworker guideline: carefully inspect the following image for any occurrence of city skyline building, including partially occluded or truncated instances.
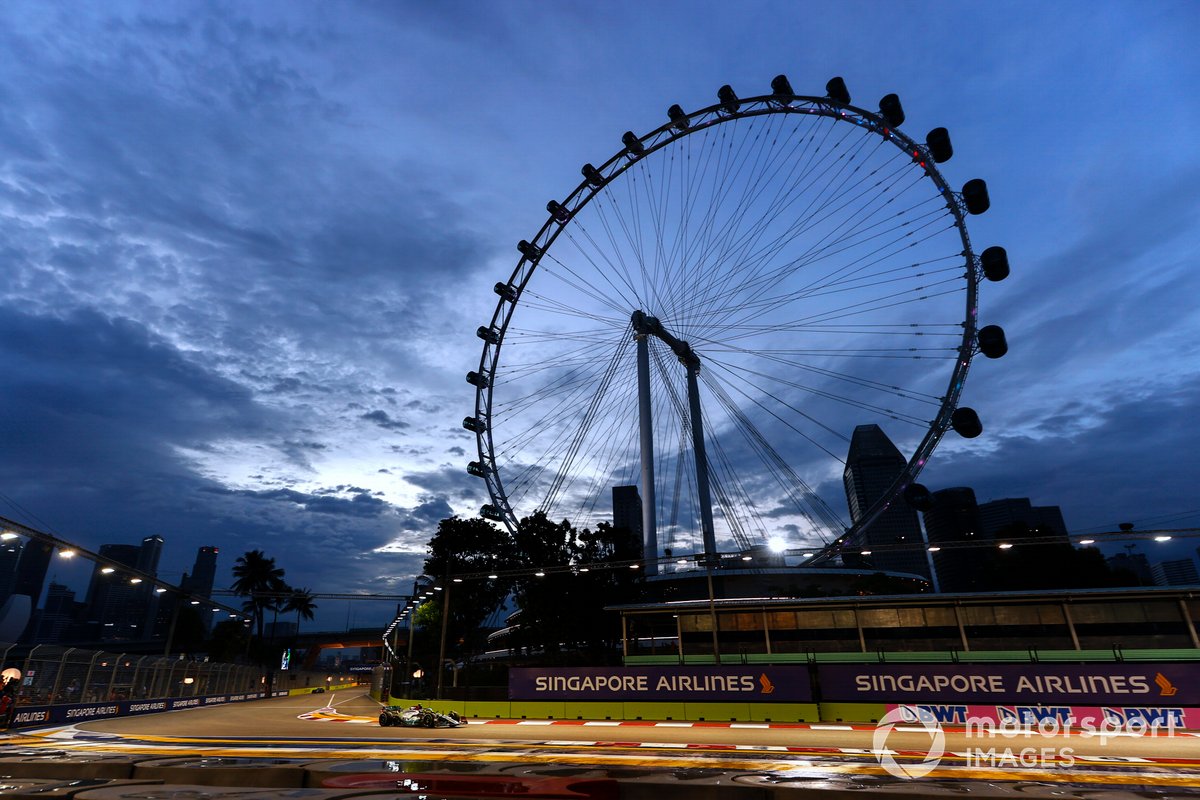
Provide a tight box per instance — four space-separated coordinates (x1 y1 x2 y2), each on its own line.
923 487 991 592
1151 558 1200 587
0 539 22 603
612 486 643 541
841 424 930 579
85 543 141 639
978 497 1069 542
36 582 78 643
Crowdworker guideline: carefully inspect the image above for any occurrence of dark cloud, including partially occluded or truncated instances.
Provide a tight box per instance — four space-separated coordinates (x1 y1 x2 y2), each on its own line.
361 410 409 431
923 375 1200 540
403 467 486 504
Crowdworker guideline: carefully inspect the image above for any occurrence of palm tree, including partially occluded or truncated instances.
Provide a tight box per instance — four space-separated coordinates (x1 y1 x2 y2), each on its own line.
231 550 286 641
283 588 318 636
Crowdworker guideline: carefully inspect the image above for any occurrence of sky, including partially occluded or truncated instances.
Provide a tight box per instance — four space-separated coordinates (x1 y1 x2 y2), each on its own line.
0 1 1197 631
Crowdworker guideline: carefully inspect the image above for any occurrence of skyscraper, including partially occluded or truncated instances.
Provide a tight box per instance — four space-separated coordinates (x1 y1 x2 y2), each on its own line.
978 498 1069 543
180 546 219 632
1151 558 1200 587
85 544 141 640
612 486 643 540
923 487 990 592
136 535 165 635
0 539 23 604
842 424 930 578
35 582 78 643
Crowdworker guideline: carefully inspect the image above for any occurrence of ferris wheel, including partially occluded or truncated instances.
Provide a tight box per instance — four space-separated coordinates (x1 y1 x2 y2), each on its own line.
464 76 1009 571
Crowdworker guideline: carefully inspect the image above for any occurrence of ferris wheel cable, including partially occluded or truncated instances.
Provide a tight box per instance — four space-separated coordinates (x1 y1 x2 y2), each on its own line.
695 334 952 402
787 283 963 329
667 122 768 329
692 171 938 331
687 142 913 314
504 365 639 513
680 115 802 307
698 339 946 405
702 373 847 537
674 121 869 333
700 259 964 341
513 292 627 326
541 337 629 513
688 181 949 333
676 187 944 335
495 371 617 474
698 250 962 328
701 357 850 456
495 358 609 389
727 204 955 310
712 348 958 358
696 123 888 299
700 404 773 547
557 216 649 307
571 194 656 310
702 437 760 551
707 354 936 425
499 329 622 348
702 325 962 338
648 343 744 550
630 160 679 318
537 254 638 318
563 384 640 525
494 358 608 417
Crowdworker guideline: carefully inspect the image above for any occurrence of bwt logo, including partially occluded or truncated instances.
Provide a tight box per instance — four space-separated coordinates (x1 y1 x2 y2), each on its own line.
998 706 1073 725
897 705 969 725
1103 707 1184 728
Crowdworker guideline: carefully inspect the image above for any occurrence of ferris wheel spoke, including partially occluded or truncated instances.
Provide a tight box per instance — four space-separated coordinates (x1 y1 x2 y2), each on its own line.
681 119 864 332
706 354 935 427
692 165 940 332
702 373 847 539
737 200 953 308
704 343 947 405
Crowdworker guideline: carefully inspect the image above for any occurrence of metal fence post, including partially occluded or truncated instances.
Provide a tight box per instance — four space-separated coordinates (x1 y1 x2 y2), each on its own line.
51 648 77 703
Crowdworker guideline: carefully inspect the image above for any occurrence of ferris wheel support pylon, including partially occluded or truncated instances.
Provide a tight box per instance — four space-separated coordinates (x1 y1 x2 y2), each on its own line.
635 325 658 575
632 310 719 573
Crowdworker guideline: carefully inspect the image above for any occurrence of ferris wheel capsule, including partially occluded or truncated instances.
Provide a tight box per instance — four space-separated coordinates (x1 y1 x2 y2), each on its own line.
826 76 851 104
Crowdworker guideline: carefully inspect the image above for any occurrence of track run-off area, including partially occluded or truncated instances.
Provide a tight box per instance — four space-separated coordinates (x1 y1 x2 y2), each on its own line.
5 688 1200 795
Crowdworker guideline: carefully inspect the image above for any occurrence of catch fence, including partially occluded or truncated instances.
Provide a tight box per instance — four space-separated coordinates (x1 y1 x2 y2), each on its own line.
0 643 263 705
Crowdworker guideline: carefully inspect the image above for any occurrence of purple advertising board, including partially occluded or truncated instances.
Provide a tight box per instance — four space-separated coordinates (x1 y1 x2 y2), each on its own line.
509 666 812 702
7 691 268 729
818 663 1198 705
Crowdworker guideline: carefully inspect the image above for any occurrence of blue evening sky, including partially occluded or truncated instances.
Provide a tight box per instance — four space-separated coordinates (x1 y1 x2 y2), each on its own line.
0 1 1196 629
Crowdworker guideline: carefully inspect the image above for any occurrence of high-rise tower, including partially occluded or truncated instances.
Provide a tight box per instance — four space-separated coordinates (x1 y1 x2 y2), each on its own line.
842 424 930 578
923 487 990 592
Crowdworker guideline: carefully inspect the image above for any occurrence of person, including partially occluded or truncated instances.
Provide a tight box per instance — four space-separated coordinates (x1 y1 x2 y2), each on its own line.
0 672 18 730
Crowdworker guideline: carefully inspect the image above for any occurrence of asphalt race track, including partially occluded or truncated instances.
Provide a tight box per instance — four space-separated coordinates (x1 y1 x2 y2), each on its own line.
5 688 1200 798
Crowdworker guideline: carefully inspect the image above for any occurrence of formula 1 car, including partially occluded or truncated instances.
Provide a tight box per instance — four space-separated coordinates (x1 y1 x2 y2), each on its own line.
378 704 464 728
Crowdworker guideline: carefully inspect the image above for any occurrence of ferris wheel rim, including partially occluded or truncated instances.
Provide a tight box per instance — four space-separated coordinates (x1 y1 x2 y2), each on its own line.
470 87 983 550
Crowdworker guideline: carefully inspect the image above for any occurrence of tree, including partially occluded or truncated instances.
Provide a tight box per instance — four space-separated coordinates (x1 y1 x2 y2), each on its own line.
283 588 318 635
423 517 515 657
508 512 643 662
231 550 287 642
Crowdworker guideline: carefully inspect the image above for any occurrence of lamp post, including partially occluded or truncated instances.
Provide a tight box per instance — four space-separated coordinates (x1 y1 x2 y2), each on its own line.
435 580 451 700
